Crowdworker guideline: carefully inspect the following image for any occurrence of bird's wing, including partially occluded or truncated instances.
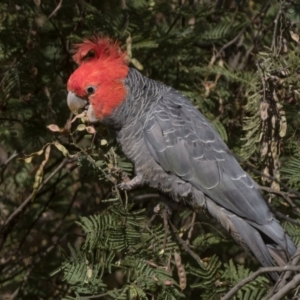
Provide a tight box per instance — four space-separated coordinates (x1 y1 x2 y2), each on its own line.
143 88 272 225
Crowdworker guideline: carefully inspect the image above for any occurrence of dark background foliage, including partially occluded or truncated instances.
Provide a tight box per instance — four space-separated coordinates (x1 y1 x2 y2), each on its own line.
1 0 300 299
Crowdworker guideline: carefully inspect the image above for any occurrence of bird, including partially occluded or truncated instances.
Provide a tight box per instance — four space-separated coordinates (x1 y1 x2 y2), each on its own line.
66 36 296 280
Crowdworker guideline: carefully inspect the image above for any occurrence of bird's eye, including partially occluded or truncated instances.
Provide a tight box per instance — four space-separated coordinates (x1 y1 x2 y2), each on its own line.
86 86 96 95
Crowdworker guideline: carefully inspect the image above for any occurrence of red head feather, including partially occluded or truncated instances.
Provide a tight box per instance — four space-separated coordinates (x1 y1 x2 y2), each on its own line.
67 36 129 119
72 36 128 66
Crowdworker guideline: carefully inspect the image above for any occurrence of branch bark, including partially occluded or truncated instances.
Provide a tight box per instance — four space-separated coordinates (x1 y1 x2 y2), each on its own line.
221 265 300 300
0 157 73 250
267 274 300 300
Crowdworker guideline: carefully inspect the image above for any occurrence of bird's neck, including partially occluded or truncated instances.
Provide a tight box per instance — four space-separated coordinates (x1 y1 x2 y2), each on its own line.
101 68 170 130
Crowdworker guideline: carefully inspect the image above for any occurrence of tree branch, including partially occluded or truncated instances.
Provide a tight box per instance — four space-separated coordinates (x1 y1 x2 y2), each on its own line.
47 0 63 20
268 248 300 296
267 274 300 300
260 186 300 214
169 219 205 269
214 0 272 60
221 265 300 300
0 157 73 250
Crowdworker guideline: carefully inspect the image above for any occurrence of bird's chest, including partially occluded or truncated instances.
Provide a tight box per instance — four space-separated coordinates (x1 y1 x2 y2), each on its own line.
116 123 161 179
116 122 195 200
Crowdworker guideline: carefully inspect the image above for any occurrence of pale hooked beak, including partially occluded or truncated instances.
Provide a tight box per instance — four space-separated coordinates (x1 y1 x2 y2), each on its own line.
67 91 87 114
67 91 98 123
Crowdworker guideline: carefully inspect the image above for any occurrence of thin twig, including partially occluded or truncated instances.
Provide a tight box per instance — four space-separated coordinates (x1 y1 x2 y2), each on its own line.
0 151 20 183
2 158 70 228
8 287 20 300
120 0 127 10
260 186 300 214
271 6 282 54
221 265 300 300
3 151 19 166
293 285 300 299
70 139 115 184
240 157 300 199
47 0 63 20
162 209 169 252
16 230 70 297
186 212 196 245
267 274 300 300
268 248 300 297
169 220 205 268
272 210 300 227
214 0 272 59
17 186 58 251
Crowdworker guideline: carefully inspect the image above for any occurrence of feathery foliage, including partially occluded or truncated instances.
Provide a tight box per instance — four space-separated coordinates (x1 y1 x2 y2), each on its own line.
1 0 300 299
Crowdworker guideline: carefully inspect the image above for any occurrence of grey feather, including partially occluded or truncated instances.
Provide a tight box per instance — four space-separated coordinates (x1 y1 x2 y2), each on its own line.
103 68 296 278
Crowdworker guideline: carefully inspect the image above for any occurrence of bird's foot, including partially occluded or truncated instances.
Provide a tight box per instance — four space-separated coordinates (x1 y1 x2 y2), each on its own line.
118 175 143 191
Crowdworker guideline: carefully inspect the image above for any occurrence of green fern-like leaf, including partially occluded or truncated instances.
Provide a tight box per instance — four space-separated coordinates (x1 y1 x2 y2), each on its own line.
222 260 269 300
283 220 300 246
281 157 300 188
212 119 228 142
77 204 145 252
189 255 225 298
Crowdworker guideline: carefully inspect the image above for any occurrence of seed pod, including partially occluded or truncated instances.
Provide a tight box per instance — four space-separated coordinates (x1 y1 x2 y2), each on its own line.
260 102 269 120
76 124 86 131
86 126 96 134
86 265 92 278
271 115 276 129
279 116 287 137
273 90 279 102
262 166 271 183
54 141 70 157
273 158 281 169
270 141 277 156
174 251 186 291
280 68 289 77
290 30 300 42
272 150 278 160
273 169 280 179
281 38 288 54
271 181 280 191
261 143 268 158
47 124 63 132
164 279 174 286
131 58 144 71
126 35 132 58
279 109 285 116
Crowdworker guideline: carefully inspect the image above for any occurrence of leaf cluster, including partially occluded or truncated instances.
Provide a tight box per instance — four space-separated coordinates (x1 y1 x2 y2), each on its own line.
1 0 300 300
